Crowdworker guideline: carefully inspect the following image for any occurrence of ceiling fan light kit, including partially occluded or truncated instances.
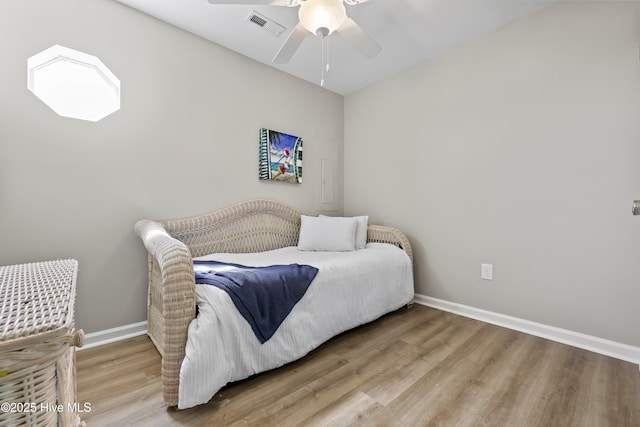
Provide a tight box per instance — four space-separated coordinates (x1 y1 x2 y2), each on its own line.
207 0 380 88
299 0 346 36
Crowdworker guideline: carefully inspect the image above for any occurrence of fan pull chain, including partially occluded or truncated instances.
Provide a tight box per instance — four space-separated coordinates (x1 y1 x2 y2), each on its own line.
320 34 332 87
326 36 330 74
320 35 327 87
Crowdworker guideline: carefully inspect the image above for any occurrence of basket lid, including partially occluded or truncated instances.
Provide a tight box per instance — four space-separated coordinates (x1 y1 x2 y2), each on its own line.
0 259 78 342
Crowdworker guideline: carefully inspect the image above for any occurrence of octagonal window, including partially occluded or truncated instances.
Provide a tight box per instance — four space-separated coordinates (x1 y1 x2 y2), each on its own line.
27 45 120 122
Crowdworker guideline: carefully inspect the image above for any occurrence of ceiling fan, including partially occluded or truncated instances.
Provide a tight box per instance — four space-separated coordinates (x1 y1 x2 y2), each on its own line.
206 0 381 86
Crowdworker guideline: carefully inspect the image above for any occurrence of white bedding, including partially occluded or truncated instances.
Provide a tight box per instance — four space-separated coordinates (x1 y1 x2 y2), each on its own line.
178 243 414 409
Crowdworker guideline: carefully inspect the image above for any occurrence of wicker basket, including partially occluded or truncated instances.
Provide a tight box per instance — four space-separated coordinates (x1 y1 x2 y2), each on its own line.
0 260 84 427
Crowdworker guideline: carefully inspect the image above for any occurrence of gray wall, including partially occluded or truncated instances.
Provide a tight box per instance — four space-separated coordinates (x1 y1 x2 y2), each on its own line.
344 2 640 346
0 0 344 333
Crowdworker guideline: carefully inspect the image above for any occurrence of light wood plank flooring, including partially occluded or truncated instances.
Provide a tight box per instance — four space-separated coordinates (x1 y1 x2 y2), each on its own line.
76 305 640 426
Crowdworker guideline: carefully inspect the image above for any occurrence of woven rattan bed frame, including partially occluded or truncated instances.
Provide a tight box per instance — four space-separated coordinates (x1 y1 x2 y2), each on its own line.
134 199 413 407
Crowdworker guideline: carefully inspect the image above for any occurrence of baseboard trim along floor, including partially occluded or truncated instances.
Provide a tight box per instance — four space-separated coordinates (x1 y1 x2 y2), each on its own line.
79 321 148 350
414 293 640 367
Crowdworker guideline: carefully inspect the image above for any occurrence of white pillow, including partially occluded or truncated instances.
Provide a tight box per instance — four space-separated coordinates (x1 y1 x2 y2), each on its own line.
320 215 368 249
297 215 358 251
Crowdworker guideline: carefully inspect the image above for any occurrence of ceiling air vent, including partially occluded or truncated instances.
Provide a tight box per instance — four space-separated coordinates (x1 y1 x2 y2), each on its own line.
246 10 286 37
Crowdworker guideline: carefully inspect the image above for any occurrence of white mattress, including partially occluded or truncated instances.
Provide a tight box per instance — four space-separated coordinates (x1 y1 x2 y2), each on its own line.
178 243 414 409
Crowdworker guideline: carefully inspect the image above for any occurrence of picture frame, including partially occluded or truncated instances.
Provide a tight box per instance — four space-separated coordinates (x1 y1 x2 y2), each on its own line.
258 128 303 184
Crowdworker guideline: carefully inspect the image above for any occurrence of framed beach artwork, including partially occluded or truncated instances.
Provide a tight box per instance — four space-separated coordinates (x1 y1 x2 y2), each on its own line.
258 128 303 184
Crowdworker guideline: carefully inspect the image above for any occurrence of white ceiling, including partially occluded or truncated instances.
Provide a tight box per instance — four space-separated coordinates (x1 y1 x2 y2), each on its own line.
114 0 557 95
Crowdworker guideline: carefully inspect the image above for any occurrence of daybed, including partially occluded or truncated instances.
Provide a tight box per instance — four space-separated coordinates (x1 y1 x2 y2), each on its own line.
134 199 414 409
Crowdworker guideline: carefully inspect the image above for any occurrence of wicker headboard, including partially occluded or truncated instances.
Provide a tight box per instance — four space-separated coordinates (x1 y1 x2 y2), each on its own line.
134 198 412 406
160 199 412 260
161 199 302 257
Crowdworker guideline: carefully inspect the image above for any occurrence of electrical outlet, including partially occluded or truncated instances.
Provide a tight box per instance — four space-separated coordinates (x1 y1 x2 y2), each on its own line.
481 263 493 280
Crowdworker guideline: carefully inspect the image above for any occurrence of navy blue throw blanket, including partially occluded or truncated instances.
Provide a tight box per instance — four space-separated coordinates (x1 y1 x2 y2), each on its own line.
194 260 319 344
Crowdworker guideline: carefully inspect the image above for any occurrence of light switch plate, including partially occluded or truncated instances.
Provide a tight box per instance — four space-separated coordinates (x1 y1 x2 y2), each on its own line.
481 263 493 280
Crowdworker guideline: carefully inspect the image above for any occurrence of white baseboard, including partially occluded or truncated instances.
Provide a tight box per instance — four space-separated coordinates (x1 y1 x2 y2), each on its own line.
414 294 640 367
79 321 148 350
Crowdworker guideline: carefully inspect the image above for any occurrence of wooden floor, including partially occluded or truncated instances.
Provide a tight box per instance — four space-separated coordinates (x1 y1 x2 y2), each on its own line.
76 305 640 426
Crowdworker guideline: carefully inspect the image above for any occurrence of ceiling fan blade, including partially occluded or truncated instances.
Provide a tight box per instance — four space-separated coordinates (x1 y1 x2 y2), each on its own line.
336 17 381 59
206 0 294 5
272 24 308 64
